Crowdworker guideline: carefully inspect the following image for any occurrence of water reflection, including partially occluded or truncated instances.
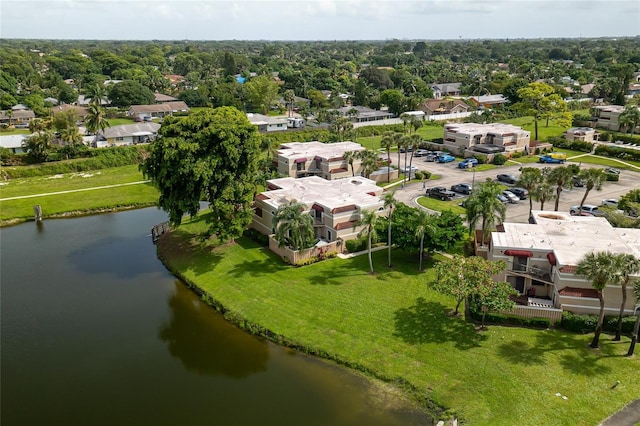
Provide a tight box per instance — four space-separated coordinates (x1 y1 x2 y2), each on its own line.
67 235 160 278
159 280 269 378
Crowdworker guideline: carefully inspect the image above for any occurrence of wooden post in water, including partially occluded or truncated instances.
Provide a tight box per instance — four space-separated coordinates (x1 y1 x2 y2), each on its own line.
33 205 43 222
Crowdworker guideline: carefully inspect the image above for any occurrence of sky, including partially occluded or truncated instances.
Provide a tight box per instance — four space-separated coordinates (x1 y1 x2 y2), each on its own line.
1 0 639 40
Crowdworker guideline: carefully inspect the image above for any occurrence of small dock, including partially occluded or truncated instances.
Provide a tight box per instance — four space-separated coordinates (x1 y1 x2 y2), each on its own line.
151 221 170 244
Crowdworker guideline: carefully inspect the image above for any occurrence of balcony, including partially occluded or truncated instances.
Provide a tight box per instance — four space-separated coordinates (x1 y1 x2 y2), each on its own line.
508 263 553 285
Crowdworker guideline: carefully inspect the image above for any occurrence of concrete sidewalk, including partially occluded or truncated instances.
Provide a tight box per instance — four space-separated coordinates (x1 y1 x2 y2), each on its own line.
600 398 640 426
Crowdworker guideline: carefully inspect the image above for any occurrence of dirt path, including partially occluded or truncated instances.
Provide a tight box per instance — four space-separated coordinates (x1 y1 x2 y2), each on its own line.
0 180 151 201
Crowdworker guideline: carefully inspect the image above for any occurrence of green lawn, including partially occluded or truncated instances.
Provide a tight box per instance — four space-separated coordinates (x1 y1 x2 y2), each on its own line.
0 165 159 223
0 128 30 136
417 195 466 215
159 217 640 425
502 116 568 141
106 118 137 126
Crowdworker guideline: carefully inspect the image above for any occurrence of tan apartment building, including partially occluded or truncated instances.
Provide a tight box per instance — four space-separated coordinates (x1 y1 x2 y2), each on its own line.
442 123 530 156
590 105 625 131
276 141 366 180
489 211 640 316
251 175 386 244
564 127 597 142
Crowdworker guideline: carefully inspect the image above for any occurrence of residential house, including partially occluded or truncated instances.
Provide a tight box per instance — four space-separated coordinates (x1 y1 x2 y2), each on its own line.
468 94 509 108
246 113 288 132
52 104 89 122
489 211 640 317
0 109 35 127
164 75 185 86
99 122 161 148
250 175 386 245
154 93 179 103
330 105 394 123
628 83 640 97
77 95 109 106
590 105 626 131
420 98 470 116
431 83 462 99
128 101 190 120
0 134 28 154
564 127 597 142
442 122 530 156
276 141 365 180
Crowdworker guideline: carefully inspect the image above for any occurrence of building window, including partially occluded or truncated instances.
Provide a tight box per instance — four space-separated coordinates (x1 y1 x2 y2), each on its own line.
255 207 263 217
327 230 332 241
297 162 306 171
116 137 124 141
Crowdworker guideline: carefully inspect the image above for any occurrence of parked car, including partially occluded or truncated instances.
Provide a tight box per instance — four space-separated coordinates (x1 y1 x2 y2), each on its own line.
601 198 619 207
400 166 419 174
569 204 604 216
538 152 567 164
437 154 456 163
604 167 621 175
510 187 528 200
424 153 438 162
426 186 456 200
399 146 413 153
458 158 479 169
496 173 517 184
572 176 584 187
414 149 430 157
450 183 473 195
502 190 520 204
496 194 509 204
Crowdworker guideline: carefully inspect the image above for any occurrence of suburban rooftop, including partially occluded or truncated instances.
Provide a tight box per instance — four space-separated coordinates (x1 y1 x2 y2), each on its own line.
444 122 530 136
277 141 365 161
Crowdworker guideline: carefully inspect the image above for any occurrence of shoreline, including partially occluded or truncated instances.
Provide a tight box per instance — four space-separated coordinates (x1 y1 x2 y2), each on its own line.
0 202 157 228
155 230 446 423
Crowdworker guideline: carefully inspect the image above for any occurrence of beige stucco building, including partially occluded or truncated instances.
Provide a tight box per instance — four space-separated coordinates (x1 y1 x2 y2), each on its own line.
564 127 597 142
489 211 640 316
251 175 386 244
590 105 625 131
276 141 366 180
442 123 530 156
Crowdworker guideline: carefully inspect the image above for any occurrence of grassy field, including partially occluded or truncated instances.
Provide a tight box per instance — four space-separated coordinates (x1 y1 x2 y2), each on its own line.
106 118 137 126
417 195 467 215
0 129 30 136
159 215 640 425
0 165 159 223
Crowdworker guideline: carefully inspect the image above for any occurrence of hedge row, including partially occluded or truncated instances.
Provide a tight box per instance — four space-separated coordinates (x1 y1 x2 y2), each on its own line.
469 309 552 329
594 144 640 162
4 145 147 179
560 311 636 334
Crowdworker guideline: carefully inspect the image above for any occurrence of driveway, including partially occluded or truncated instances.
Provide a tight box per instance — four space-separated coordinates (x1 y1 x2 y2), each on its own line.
388 156 639 224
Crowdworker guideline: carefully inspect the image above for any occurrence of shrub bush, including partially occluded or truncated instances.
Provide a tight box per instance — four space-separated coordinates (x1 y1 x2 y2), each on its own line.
560 311 635 334
492 153 507 165
345 238 367 253
605 172 620 182
243 228 269 246
469 310 552 329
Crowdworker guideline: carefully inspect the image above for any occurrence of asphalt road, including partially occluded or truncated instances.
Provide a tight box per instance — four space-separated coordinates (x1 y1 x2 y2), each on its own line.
389 156 640 224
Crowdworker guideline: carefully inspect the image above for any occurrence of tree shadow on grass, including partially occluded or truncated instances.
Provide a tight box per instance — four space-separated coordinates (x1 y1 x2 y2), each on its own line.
496 340 546 365
157 229 224 277
393 297 487 350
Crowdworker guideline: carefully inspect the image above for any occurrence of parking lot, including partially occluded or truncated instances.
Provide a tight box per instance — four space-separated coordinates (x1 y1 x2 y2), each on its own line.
392 156 640 224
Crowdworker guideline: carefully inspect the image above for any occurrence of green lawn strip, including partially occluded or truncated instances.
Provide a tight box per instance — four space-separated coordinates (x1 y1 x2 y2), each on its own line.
106 118 137 126
501 116 568 141
159 215 640 425
0 129 30 136
567 155 640 170
416 196 466 215
0 165 146 198
0 182 158 221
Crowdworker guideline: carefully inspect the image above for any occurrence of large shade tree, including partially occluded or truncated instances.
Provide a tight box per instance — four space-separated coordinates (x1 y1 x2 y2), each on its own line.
576 250 618 348
618 105 640 135
273 200 315 251
141 107 261 242
515 82 570 141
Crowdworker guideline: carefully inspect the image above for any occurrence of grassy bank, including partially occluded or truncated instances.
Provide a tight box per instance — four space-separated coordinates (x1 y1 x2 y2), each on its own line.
0 165 159 224
158 213 640 425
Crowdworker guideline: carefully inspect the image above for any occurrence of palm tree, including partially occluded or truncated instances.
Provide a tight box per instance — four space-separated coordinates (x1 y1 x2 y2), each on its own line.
577 168 606 214
576 250 618 348
380 131 395 183
85 103 109 147
343 150 357 176
618 105 640 135
395 132 404 173
357 210 378 274
415 210 436 271
627 281 640 356
273 200 315 251
465 179 506 247
547 166 574 211
516 168 542 219
382 192 397 268
359 150 380 179
283 89 295 118
533 180 556 210
84 83 107 106
400 135 411 183
612 253 640 341
406 134 421 182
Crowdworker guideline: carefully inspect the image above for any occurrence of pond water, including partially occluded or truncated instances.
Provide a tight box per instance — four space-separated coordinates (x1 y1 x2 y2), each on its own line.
1 208 431 425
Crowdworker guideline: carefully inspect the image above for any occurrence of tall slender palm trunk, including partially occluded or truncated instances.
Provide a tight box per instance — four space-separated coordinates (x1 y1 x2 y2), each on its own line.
627 315 640 356
591 292 605 348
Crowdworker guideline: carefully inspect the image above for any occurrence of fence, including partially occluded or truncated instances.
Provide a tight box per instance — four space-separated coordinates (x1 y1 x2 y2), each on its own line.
151 221 170 244
268 235 344 264
502 305 563 325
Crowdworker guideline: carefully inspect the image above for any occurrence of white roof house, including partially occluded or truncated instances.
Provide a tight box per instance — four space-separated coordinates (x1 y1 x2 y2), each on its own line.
489 211 640 316
98 122 161 147
276 141 366 180
246 113 288 132
0 134 29 154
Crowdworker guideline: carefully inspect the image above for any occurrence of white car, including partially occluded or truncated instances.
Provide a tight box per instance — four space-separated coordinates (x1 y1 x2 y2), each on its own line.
601 198 619 207
502 190 520 204
400 166 419 174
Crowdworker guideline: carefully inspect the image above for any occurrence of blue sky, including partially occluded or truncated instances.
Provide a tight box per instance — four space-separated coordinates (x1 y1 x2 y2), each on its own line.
2 0 639 40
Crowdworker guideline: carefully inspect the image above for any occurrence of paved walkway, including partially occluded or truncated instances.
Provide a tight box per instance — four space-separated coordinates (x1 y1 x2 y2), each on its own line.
600 398 640 426
0 180 151 201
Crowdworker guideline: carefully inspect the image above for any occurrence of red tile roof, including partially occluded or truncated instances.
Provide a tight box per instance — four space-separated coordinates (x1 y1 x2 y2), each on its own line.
335 220 357 230
559 287 599 298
